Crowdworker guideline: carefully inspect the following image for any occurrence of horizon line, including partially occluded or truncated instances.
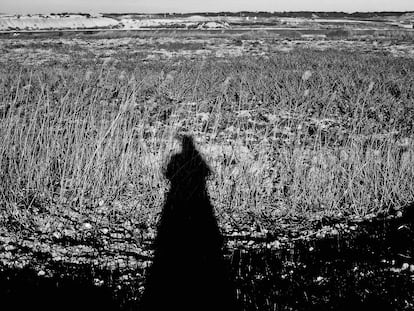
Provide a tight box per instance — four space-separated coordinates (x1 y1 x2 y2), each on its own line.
1 10 414 15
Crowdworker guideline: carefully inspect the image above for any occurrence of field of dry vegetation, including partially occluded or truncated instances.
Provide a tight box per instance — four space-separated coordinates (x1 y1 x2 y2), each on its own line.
1 34 413 233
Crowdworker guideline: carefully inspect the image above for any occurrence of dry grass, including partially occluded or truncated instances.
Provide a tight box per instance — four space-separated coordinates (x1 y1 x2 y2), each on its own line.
1 49 413 232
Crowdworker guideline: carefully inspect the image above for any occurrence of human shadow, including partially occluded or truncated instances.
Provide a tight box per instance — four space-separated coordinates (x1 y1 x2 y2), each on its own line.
140 135 239 311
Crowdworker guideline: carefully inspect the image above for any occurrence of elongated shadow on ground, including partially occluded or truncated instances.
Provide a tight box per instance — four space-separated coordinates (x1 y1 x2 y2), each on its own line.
0 265 119 311
140 135 239 311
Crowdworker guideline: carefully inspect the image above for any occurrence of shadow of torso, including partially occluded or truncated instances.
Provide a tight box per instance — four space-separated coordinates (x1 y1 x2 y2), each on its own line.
140 136 238 311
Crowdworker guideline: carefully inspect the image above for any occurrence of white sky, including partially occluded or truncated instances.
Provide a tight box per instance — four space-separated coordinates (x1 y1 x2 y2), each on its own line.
1 0 414 14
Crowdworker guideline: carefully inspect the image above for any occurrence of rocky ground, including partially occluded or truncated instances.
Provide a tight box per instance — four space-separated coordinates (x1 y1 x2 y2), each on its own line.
1 203 413 310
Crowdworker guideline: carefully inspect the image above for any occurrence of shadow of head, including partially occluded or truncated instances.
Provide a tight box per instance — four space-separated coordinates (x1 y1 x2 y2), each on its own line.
164 135 211 195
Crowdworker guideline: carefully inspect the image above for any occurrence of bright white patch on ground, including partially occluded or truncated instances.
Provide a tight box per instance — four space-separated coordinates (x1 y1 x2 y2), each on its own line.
0 14 118 31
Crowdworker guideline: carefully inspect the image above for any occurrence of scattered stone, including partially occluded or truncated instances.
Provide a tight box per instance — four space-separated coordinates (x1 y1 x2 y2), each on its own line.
267 240 281 249
330 229 339 236
93 278 104 287
37 270 46 277
315 232 325 239
315 276 324 283
83 222 93 230
4 244 16 251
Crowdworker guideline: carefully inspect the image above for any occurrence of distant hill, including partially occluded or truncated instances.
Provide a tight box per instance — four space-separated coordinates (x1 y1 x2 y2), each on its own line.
118 11 414 19
2 11 412 32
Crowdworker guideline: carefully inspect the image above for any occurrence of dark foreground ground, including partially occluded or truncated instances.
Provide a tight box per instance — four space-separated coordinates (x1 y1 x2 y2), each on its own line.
0 203 413 311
